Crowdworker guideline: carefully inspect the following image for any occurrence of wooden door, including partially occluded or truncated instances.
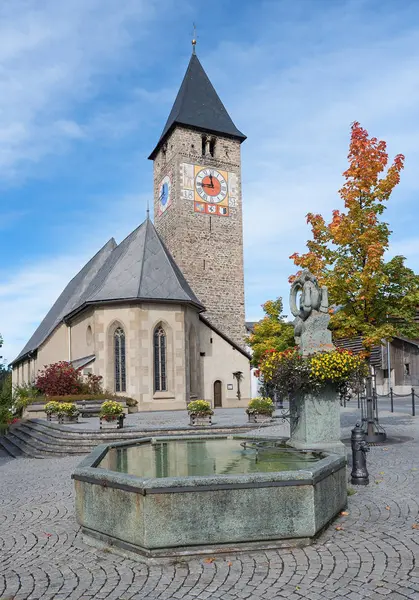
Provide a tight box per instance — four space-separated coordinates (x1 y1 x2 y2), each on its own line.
214 380 222 408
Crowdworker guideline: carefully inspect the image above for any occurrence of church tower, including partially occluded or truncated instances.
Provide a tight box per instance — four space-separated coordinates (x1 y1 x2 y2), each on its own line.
149 44 247 347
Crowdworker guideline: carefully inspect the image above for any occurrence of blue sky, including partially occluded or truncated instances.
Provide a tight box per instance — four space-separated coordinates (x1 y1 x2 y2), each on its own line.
2 0 419 363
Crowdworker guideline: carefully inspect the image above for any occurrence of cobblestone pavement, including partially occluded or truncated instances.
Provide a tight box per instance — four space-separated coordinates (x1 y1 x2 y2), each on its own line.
1 407 419 599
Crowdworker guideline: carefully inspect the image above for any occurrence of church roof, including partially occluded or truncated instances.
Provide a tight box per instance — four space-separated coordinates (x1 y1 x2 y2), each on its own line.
13 219 204 365
148 53 246 159
13 238 117 364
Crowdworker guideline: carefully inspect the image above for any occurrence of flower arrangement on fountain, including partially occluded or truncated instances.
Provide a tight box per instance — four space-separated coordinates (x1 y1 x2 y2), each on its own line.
99 400 125 421
259 347 368 398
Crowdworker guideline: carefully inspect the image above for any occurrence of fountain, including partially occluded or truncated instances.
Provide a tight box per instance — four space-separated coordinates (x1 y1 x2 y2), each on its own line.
72 434 346 558
72 274 347 559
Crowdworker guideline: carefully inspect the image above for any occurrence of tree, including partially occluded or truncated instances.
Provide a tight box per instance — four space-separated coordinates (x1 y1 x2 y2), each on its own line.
291 121 419 349
247 298 295 366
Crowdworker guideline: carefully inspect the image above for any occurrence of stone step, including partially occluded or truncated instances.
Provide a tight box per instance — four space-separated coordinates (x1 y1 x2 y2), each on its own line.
11 424 88 454
2 432 46 459
0 435 22 458
23 419 148 441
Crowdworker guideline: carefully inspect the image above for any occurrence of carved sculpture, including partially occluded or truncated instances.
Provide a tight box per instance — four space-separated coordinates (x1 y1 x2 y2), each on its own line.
289 270 334 355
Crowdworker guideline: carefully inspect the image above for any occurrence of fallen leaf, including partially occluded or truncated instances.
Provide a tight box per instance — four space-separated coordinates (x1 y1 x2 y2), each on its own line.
383 448 389 451
412 523 419 529
203 557 216 564
385 506 391 510
227 561 232 567
379 471 385 475
340 511 349 516
412 468 417 471
375 480 383 484
335 526 344 531
296 586 300 590
43 533 52 537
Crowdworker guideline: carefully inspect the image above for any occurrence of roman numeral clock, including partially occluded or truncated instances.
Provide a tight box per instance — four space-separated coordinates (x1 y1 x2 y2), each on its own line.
179 163 238 217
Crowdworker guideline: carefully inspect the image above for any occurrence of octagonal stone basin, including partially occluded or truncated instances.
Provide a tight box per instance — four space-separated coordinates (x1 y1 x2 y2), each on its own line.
72 435 347 558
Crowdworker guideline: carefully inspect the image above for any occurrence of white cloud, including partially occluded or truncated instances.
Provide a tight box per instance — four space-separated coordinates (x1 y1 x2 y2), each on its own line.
0 0 160 178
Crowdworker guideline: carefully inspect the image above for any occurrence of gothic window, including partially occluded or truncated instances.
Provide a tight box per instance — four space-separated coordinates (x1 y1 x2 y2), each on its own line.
209 137 216 157
114 327 126 392
201 135 206 156
154 325 167 391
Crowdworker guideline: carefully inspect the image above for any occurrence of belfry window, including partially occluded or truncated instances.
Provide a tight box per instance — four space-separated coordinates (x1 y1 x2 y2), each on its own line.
154 325 167 391
114 327 126 392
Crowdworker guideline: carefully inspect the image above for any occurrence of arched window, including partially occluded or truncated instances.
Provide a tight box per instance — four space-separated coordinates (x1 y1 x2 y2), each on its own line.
154 325 167 391
114 327 126 392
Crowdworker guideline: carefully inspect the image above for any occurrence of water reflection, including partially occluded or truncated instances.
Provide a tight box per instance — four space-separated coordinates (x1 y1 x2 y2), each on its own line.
98 439 321 478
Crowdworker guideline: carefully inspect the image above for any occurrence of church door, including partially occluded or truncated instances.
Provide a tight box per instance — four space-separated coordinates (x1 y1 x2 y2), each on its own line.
214 380 222 408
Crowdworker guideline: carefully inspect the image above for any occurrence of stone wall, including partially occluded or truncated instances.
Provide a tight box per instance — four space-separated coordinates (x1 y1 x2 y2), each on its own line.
153 125 246 348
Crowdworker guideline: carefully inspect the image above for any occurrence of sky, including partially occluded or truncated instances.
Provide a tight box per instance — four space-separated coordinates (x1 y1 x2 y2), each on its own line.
2 0 419 363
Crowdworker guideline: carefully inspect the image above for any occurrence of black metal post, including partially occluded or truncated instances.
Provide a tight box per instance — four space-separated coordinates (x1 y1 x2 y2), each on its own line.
362 375 386 443
390 387 394 413
357 392 360 409
412 388 416 417
351 422 369 485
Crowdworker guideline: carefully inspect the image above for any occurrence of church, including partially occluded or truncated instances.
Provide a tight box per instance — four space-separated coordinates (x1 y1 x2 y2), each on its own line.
11 44 252 411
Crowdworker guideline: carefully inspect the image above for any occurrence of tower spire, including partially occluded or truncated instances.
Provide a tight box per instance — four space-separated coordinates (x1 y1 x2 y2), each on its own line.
192 23 197 54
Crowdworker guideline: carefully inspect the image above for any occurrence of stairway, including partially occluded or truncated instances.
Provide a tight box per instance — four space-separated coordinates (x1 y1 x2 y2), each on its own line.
0 418 258 459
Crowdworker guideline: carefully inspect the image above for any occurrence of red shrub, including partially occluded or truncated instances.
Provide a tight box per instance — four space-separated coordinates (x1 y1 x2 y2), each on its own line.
35 361 83 396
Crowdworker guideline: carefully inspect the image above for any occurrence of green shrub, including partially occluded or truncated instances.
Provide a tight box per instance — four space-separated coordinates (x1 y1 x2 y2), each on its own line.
246 397 275 415
57 402 79 417
44 393 136 404
0 373 12 408
100 401 124 420
187 400 214 415
45 401 61 415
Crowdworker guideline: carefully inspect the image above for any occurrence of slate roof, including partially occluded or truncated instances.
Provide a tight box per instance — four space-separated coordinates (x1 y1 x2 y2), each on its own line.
13 219 204 365
149 53 246 159
13 238 117 364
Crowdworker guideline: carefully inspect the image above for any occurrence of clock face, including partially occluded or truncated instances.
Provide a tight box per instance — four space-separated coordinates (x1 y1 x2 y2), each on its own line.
195 168 228 204
158 175 171 214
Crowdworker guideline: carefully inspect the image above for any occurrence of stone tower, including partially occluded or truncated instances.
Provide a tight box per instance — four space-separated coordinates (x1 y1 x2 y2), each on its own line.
149 48 246 347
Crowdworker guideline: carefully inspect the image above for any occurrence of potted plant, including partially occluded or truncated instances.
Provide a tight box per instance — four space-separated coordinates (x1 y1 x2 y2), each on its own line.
99 400 125 429
57 402 79 424
45 401 61 421
187 400 214 426
246 397 275 423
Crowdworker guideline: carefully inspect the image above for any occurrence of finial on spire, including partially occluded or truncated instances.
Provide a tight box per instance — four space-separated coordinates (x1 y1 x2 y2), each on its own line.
192 22 197 54
146 198 150 220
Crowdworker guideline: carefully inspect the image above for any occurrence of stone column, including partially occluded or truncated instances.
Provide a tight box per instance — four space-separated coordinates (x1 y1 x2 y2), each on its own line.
288 384 346 456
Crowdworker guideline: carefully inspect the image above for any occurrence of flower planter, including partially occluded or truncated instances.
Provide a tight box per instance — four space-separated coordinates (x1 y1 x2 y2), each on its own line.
100 414 125 429
58 414 79 424
46 413 59 421
247 411 273 424
189 413 212 426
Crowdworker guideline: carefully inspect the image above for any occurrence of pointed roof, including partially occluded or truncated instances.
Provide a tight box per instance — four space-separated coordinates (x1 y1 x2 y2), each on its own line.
149 53 246 159
13 238 117 364
78 218 203 309
12 220 203 364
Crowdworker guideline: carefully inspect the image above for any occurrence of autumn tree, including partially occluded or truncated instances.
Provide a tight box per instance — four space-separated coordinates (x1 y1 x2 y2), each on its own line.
291 121 419 349
247 298 295 366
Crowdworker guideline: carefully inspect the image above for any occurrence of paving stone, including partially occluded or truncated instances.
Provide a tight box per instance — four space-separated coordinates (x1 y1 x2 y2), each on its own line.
2 406 419 599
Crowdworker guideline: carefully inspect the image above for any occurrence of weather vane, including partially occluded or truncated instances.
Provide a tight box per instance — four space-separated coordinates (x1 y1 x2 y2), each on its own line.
192 23 197 53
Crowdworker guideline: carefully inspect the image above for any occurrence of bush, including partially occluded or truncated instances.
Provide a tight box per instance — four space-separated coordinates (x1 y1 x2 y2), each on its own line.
187 400 214 415
57 402 79 417
0 373 12 409
45 401 61 415
246 397 275 415
36 362 83 396
80 373 103 395
100 400 124 421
